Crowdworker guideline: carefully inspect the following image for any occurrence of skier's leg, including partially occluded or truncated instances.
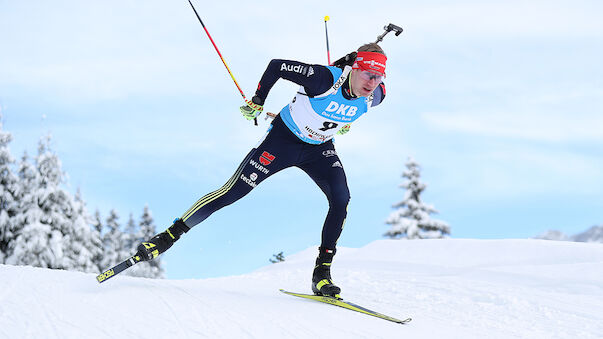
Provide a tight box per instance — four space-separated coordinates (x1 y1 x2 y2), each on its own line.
137 218 190 261
298 143 350 297
179 148 266 227
138 119 299 261
299 144 350 250
180 125 300 228
312 247 340 298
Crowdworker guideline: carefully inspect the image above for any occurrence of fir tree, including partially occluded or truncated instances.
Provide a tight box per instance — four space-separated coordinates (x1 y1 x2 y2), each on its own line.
0 117 154 274
269 252 285 263
7 138 67 268
122 212 144 278
131 205 164 278
101 209 126 270
119 211 151 278
138 205 156 247
63 189 102 273
92 209 106 272
91 209 104 272
8 136 105 271
0 116 160 276
123 212 138 253
7 152 36 261
0 115 19 262
385 157 450 239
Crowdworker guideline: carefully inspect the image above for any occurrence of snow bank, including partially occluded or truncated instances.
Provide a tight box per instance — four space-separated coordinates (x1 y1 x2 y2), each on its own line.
1 239 602 338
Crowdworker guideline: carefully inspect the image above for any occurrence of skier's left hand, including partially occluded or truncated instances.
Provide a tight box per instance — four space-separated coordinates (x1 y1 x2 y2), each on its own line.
337 124 351 135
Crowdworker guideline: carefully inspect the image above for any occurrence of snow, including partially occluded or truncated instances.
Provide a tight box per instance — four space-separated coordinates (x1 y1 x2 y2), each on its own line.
537 225 603 243
1 239 602 339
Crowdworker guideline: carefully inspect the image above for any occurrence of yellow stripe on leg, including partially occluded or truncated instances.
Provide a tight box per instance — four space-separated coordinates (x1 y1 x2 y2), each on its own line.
181 152 254 222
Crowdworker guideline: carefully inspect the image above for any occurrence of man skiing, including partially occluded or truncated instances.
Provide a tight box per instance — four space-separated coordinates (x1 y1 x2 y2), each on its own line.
137 42 388 298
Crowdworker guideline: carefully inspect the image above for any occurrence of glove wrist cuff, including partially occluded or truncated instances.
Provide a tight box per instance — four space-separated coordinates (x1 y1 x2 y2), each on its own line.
251 95 265 106
246 100 263 111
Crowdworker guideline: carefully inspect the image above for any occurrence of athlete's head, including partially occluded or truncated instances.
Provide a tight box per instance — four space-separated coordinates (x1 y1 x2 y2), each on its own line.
350 43 387 97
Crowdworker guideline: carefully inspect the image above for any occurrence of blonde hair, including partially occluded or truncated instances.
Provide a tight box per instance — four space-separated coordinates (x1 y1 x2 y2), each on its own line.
357 43 386 56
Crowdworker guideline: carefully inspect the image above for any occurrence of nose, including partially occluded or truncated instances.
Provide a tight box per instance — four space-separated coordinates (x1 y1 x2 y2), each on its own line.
366 77 379 86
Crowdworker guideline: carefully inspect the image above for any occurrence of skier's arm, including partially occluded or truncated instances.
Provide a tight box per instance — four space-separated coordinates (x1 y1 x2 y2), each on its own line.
252 59 334 105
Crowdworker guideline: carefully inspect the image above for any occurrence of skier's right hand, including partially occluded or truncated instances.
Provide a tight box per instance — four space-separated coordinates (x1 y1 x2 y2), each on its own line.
240 96 264 121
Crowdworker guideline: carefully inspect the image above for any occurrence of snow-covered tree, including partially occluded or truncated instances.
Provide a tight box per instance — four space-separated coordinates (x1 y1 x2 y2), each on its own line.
0 116 157 274
101 209 126 270
63 189 102 273
7 137 68 268
7 135 104 272
7 153 36 260
138 205 156 248
385 157 450 239
127 205 164 278
91 209 104 272
269 252 285 263
123 213 138 253
0 115 19 262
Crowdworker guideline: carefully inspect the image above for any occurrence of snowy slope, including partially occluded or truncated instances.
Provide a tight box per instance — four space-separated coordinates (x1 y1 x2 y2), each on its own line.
536 225 603 243
573 225 603 243
1 239 602 339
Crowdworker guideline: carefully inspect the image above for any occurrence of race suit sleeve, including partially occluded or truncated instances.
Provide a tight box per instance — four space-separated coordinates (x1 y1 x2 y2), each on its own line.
253 59 334 104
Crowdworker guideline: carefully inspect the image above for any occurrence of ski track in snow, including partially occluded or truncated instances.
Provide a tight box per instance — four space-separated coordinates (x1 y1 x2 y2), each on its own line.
1 239 603 339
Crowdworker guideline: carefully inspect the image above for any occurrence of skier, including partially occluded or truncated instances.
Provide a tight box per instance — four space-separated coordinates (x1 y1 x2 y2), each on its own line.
137 42 388 298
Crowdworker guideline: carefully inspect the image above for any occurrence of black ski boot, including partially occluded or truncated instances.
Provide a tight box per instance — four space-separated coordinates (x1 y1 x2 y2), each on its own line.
137 218 189 261
311 247 341 299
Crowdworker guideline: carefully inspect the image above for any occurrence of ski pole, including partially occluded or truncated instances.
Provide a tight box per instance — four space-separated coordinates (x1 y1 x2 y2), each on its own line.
267 16 331 121
187 0 257 125
324 15 331 65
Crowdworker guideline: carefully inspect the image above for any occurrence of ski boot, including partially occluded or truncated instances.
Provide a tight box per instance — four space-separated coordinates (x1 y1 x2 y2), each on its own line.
311 247 341 299
136 218 189 261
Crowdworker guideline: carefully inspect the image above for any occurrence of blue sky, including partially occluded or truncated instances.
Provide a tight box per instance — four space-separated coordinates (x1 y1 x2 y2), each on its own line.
1 0 602 279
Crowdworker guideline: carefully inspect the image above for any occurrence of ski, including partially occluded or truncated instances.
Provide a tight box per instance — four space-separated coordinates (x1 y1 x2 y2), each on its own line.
96 254 143 283
279 289 411 324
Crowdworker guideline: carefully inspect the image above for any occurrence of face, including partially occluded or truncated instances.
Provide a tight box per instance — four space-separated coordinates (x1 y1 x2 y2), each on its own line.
350 69 383 97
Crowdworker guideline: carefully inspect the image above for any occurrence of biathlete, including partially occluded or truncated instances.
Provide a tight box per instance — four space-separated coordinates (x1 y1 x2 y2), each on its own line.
137 42 388 298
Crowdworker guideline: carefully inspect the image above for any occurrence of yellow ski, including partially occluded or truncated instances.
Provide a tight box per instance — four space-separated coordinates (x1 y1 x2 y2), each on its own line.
96 254 142 283
279 289 411 324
